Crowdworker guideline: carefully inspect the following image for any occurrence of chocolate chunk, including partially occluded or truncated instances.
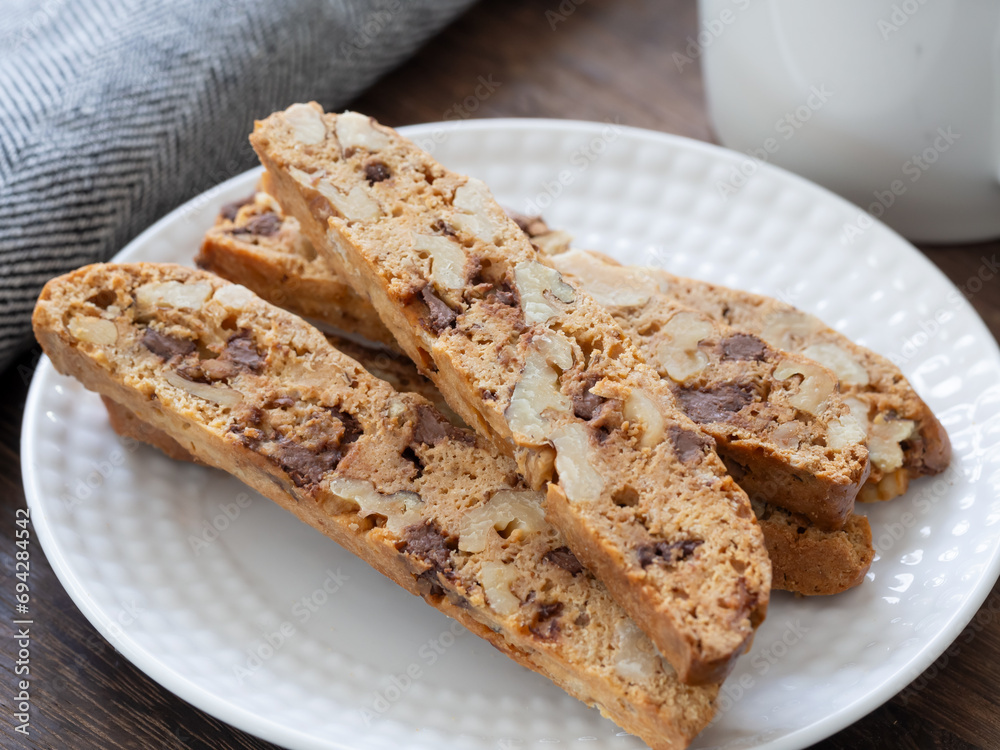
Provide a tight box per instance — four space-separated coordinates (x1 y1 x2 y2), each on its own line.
431 218 456 236
676 383 754 424
219 195 253 222
543 546 584 576
412 404 472 446
572 373 606 421
223 330 265 372
490 280 519 308
269 436 345 488
529 601 564 640
365 162 391 184
637 540 703 568
421 286 457 333
666 425 712 464
574 612 591 627
240 213 282 237
141 328 196 360
720 333 767 362
505 209 549 238
400 520 456 574
329 407 363 445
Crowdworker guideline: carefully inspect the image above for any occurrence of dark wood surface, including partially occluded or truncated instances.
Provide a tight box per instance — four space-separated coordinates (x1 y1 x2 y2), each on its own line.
3 1 999 748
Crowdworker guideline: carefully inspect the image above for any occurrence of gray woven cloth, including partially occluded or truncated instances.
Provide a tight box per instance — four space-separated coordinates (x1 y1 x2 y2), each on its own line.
0 0 475 371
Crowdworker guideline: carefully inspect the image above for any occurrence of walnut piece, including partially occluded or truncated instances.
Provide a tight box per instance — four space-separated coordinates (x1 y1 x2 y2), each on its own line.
623 389 665 449
653 311 715 382
551 423 605 503
412 232 466 290
761 310 824 351
288 167 381 222
801 342 870 387
868 416 916 473
771 421 802 450
136 281 213 311
335 111 389 151
164 370 243 407
826 414 867 451
534 330 574 371
859 467 910 502
774 359 836 414
328 477 423 534
459 490 546 553
613 620 663 682
478 561 520 616
550 250 654 309
68 315 117 346
505 349 572 442
212 284 256 311
451 178 502 242
283 103 326 145
514 260 576 325
531 229 573 256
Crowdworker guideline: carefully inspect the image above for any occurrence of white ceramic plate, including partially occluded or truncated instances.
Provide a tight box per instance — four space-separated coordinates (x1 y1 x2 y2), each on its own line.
22 119 1000 750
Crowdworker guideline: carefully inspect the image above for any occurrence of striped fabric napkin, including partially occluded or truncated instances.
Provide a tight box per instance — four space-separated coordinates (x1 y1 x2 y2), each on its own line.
0 0 476 370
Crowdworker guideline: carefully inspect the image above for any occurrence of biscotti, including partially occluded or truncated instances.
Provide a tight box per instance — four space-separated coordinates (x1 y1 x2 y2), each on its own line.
195 183 872 593
197 188 400 349
546 250 870 530
544 250 950 503
33 263 718 749
252 104 772 684
201 191 867 530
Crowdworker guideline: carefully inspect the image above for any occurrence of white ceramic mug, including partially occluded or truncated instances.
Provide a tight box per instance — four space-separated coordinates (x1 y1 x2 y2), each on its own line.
698 0 1000 243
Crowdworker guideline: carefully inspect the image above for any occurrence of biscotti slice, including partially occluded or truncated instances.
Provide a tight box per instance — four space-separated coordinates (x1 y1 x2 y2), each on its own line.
99 353 872 597
545 250 869 530
251 105 771 684
196 185 872 592
197 188 401 350
538 247 950 503
33 263 718 749
197 185 573 353
751 501 874 595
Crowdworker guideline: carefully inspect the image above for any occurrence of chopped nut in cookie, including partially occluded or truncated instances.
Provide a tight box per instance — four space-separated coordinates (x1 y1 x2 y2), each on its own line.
513 260 576 325
458 490 546 553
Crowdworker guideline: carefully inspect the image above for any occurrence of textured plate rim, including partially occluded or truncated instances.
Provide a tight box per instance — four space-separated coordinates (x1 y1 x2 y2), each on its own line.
19 116 1000 750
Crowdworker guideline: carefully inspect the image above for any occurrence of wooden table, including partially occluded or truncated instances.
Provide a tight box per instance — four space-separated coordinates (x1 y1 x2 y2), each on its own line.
3 1 999 748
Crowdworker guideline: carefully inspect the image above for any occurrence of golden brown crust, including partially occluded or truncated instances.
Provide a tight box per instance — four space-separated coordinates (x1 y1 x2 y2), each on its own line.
251 105 771 684
34 262 717 750
196 190 401 350
548 250 950 495
754 503 874 595
194 181 872 595
547 250 870 531
101 395 199 463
